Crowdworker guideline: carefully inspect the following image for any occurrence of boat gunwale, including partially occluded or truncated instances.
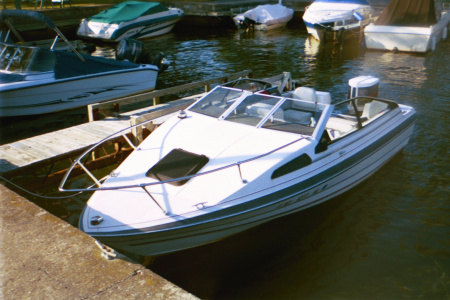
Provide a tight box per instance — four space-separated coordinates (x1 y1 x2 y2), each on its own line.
82 113 415 242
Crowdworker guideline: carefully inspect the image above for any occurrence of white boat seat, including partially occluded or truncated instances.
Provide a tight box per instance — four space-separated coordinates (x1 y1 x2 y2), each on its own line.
245 103 284 122
292 86 317 104
284 109 313 125
362 101 388 119
284 87 318 125
316 91 332 104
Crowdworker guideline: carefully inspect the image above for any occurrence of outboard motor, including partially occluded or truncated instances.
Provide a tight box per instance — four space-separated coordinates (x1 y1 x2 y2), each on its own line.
348 76 379 98
116 38 169 72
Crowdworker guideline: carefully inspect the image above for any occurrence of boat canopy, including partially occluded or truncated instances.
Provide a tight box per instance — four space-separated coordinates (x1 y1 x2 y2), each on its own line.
312 0 369 4
86 1 169 24
0 9 57 29
375 0 437 27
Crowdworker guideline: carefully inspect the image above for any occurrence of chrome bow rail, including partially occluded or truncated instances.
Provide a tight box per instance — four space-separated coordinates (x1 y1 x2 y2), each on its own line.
59 118 307 194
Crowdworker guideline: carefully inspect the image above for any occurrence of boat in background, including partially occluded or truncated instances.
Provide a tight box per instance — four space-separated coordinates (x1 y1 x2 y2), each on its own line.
0 9 94 53
302 0 376 41
0 10 162 117
77 1 184 42
233 1 294 31
60 75 416 256
364 0 450 53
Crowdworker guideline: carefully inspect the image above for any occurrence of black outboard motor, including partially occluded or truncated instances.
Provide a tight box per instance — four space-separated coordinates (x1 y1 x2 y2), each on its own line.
116 38 169 72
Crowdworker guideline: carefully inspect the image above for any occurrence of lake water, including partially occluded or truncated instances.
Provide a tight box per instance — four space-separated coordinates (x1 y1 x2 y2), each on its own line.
3 24 449 299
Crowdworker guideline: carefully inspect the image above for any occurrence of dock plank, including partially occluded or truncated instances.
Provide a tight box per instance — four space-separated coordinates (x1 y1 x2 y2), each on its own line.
0 147 38 170
0 75 247 175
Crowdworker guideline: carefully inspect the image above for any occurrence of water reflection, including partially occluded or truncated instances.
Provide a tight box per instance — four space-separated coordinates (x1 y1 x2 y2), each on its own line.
2 25 449 300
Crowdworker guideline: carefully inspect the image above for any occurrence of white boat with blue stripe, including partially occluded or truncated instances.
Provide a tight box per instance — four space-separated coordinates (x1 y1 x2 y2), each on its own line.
0 10 160 117
77 1 184 42
60 75 416 256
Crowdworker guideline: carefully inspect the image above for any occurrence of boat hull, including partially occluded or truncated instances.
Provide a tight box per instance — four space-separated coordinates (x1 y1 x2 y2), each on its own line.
77 9 184 42
0 67 158 117
233 4 293 31
302 2 373 41
364 13 450 52
81 107 416 256
304 21 369 41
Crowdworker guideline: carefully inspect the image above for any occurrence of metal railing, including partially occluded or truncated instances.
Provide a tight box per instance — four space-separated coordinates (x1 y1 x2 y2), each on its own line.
87 70 254 122
59 116 306 215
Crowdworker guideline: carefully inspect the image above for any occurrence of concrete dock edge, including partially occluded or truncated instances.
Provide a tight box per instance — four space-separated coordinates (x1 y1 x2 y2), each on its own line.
0 183 198 299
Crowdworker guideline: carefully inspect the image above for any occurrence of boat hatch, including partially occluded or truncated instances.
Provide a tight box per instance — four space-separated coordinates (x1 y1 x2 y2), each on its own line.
146 148 209 186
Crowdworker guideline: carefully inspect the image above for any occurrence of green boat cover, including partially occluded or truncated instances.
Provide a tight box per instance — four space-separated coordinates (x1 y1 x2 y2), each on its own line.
87 1 169 24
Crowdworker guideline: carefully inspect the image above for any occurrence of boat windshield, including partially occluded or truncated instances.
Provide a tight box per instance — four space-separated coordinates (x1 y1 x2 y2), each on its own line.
0 44 56 73
189 87 246 118
189 86 327 136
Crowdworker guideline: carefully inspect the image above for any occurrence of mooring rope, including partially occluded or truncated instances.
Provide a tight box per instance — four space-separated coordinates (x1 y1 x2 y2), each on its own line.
0 175 85 199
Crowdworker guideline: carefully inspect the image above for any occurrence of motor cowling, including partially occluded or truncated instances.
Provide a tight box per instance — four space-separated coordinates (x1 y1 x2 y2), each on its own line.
116 38 169 72
348 76 379 98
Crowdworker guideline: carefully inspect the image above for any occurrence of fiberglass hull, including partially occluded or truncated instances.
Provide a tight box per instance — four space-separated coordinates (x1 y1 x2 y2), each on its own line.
79 105 415 256
303 2 373 41
77 9 184 42
364 12 450 52
0 67 158 117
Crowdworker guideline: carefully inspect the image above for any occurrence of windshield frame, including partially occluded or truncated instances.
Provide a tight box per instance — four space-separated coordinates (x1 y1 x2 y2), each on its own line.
187 86 331 136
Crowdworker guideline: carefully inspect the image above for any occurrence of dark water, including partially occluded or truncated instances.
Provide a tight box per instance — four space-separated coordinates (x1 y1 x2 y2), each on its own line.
4 25 449 299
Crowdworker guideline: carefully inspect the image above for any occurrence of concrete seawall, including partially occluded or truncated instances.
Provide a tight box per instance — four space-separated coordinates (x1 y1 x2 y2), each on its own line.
0 183 198 299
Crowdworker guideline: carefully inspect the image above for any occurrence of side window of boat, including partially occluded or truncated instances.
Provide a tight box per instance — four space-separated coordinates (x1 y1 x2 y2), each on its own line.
7 47 34 72
0 46 15 70
271 154 312 179
358 98 395 125
324 98 396 141
324 100 360 141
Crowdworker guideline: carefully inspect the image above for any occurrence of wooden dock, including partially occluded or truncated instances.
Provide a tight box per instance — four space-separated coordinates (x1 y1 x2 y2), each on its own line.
0 70 259 178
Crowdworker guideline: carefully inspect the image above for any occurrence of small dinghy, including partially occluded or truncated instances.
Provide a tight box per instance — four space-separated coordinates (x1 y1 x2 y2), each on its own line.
234 1 294 31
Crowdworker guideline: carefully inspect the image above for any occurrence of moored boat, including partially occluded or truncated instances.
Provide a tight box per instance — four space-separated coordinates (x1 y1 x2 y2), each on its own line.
77 1 184 42
364 0 450 53
303 0 376 41
233 1 294 31
60 75 416 256
0 10 163 117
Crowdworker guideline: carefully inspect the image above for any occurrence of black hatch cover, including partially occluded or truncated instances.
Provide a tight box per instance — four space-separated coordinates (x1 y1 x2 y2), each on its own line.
146 148 209 186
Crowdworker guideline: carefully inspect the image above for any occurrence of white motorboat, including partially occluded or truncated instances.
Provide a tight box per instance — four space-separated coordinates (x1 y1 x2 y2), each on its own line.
303 0 376 41
77 1 184 42
233 1 294 31
0 10 162 117
60 75 416 256
364 0 450 53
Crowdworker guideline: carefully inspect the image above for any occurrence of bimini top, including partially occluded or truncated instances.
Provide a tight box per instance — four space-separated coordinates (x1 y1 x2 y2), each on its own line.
0 9 57 29
86 1 169 24
375 0 437 27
